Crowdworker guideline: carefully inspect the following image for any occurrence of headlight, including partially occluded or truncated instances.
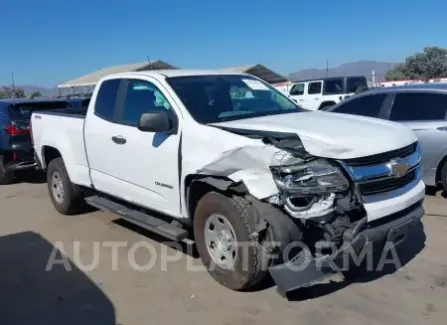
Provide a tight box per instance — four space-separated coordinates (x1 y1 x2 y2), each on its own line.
273 159 349 195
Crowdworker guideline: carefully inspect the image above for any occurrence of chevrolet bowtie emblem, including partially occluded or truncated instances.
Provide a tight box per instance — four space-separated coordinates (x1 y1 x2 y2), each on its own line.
388 159 410 177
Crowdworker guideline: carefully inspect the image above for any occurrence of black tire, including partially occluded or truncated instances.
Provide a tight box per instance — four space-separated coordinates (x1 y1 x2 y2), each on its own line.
46 158 84 215
193 192 302 291
0 157 14 185
440 161 447 193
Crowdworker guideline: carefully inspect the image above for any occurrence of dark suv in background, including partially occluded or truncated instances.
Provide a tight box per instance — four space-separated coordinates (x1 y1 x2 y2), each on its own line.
326 83 447 191
0 97 89 184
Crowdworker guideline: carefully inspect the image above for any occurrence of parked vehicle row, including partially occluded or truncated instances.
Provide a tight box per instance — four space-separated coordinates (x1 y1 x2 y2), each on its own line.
325 83 447 192
29 70 424 296
0 97 89 184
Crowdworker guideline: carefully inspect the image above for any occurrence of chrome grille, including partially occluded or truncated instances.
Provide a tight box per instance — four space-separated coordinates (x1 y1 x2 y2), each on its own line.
342 142 418 167
340 142 421 197
358 169 417 195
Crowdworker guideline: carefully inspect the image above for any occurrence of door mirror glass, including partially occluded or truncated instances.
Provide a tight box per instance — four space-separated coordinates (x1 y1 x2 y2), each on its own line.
137 111 172 133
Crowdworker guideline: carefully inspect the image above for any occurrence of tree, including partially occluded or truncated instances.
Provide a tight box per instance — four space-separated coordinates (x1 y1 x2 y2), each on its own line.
0 86 26 98
385 63 408 81
385 47 447 81
30 91 42 99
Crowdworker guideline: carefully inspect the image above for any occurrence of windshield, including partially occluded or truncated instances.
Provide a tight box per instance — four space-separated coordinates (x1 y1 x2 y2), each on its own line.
166 75 302 123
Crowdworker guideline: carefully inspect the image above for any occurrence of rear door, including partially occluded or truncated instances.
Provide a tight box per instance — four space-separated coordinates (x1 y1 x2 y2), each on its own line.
305 81 323 110
388 92 447 182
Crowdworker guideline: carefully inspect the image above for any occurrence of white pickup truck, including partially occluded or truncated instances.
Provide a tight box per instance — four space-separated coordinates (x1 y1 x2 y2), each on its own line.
31 70 425 296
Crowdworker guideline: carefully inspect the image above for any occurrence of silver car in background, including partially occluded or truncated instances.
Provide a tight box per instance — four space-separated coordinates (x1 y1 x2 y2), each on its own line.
326 83 447 191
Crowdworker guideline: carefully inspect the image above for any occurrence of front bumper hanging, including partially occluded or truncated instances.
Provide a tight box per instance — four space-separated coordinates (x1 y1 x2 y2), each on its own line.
269 201 424 296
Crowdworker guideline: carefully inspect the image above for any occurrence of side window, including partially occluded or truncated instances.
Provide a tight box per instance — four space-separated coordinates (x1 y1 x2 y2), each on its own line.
120 79 172 126
308 82 322 95
390 93 447 121
332 94 387 117
94 79 121 121
324 78 344 95
289 83 305 96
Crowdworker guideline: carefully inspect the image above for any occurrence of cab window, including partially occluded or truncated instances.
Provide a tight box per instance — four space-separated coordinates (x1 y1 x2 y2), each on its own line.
289 83 305 96
390 92 447 121
120 79 172 126
308 82 322 95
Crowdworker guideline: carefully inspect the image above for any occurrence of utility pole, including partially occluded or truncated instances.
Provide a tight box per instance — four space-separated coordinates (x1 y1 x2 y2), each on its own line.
11 72 16 98
326 60 329 78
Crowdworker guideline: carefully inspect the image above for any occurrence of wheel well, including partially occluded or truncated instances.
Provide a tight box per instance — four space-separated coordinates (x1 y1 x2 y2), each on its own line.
435 155 447 184
185 175 248 219
319 101 336 109
42 146 61 169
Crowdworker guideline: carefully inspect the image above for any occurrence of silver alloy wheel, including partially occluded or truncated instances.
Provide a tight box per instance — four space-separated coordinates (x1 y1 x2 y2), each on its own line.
51 172 65 203
204 214 238 269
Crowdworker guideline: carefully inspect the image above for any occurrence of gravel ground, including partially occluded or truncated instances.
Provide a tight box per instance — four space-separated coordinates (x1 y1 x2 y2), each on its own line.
0 178 446 325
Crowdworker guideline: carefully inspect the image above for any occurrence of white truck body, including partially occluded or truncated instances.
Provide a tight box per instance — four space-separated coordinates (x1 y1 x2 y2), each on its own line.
32 70 423 222
31 70 425 295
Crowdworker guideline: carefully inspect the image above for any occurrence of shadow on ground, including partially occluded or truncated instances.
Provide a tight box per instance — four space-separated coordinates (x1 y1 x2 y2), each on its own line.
286 221 426 301
0 231 115 325
5 170 47 185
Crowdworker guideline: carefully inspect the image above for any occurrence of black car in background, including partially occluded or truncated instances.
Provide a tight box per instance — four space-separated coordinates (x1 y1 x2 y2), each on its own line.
0 97 88 184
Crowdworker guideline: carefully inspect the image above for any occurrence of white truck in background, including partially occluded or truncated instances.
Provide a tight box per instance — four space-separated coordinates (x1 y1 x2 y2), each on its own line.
31 70 424 296
276 76 369 110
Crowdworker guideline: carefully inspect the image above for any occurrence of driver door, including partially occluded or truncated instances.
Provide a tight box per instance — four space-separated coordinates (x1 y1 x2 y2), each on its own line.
90 78 182 217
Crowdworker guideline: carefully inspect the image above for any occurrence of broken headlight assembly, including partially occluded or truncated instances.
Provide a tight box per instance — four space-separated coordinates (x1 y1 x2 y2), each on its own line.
272 158 349 195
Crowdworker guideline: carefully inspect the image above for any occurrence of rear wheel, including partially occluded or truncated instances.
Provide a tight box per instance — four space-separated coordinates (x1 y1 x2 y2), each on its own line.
0 156 14 185
47 158 84 215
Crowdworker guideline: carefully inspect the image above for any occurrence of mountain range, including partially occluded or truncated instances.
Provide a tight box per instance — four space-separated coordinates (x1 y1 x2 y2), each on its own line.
3 60 397 95
288 60 397 82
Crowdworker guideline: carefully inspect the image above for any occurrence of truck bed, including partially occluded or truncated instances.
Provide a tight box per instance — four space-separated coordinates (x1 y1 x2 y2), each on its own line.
34 107 88 118
31 109 90 186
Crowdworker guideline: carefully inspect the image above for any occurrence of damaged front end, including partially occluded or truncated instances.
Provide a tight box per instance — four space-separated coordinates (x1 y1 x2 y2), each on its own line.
209 127 371 295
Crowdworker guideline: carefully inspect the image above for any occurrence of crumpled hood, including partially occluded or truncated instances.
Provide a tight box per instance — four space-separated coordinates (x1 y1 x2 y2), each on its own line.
212 111 417 159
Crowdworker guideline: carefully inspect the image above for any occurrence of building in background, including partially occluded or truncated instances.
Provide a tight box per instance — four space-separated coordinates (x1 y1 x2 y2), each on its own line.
57 62 287 97
217 64 287 85
57 60 177 96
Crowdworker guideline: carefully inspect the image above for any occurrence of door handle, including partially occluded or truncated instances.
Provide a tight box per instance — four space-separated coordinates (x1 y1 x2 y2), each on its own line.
111 135 126 144
436 126 447 131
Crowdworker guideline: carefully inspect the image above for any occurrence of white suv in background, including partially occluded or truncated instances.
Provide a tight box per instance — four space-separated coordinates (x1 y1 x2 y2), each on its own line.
288 76 368 110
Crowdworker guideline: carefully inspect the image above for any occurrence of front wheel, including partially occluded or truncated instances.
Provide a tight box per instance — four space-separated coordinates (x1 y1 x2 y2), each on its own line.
194 192 270 290
47 158 84 215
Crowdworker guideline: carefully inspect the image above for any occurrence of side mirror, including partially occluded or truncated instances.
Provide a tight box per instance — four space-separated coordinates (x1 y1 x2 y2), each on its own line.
137 111 173 133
